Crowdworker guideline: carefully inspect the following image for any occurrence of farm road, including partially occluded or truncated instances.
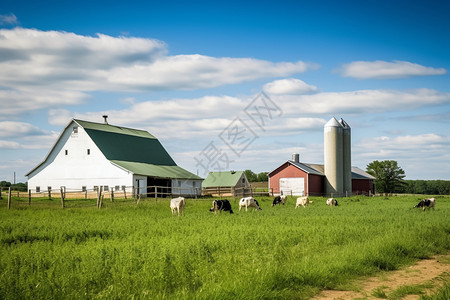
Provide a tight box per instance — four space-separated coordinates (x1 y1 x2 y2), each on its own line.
313 252 450 300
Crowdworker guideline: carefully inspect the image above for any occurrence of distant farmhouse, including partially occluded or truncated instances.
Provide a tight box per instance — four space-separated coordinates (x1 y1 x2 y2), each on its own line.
202 171 250 197
269 117 375 197
26 118 202 197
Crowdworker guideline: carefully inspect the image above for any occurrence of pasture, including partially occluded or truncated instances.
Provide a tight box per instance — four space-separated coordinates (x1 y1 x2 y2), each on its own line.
0 195 449 299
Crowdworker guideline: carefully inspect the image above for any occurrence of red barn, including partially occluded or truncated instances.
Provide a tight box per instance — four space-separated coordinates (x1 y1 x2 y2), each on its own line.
269 157 374 197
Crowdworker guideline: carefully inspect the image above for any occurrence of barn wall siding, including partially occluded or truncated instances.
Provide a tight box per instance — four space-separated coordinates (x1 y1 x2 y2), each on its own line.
352 179 374 195
269 163 309 195
308 174 324 196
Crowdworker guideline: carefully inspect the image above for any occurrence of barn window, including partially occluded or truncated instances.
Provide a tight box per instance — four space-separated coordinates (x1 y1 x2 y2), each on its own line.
36 186 40 193
73 126 78 134
115 185 120 191
94 186 98 191
82 186 86 192
87 149 90 155
121 185 126 191
65 149 68 155
242 178 245 183
103 186 109 191
47 186 51 191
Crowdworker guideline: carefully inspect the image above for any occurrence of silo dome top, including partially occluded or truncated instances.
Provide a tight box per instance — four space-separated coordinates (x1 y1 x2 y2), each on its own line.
339 118 351 129
324 117 342 128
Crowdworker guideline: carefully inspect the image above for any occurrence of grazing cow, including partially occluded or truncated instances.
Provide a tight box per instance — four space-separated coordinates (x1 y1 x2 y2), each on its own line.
414 198 435 210
239 197 262 211
272 195 287 206
326 198 338 206
295 196 309 208
209 199 234 214
170 197 185 216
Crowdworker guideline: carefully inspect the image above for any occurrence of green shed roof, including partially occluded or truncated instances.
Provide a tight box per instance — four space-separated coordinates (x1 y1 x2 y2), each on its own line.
202 171 245 188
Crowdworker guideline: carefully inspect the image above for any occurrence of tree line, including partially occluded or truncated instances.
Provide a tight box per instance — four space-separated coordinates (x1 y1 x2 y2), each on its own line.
366 160 450 195
244 170 269 182
0 181 28 192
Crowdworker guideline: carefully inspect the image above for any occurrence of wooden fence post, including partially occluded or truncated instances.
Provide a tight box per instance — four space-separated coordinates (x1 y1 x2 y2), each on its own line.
7 187 11 210
110 190 114 202
154 186 157 201
123 186 127 199
0 187 2 199
99 194 104 208
60 187 65 209
97 186 103 208
48 188 52 200
28 189 31 205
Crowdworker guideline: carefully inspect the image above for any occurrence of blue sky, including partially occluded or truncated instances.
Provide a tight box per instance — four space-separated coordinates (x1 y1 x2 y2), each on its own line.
1 0 449 183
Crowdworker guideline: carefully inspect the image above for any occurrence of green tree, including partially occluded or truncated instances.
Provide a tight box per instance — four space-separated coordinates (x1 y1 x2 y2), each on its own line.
0 181 11 188
256 172 268 182
244 170 257 182
366 160 406 193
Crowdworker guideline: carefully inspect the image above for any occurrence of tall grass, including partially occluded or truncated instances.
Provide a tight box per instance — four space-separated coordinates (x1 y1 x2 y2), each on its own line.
0 195 449 299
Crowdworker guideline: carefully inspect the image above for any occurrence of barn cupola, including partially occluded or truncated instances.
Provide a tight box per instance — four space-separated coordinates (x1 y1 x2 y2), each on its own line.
102 115 108 124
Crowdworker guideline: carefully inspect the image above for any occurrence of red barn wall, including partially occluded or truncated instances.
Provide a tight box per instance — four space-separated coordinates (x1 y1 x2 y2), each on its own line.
308 174 324 196
269 163 324 196
352 179 374 195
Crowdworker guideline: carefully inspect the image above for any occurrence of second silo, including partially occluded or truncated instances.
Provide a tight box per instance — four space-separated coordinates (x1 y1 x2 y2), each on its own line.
339 118 352 196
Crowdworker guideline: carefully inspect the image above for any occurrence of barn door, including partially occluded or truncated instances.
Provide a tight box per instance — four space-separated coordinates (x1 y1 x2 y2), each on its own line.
279 178 305 196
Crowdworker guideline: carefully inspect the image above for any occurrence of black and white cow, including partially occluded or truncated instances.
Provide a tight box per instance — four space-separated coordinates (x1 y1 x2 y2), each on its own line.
239 197 262 211
209 199 234 214
326 198 338 206
272 195 287 206
414 198 435 210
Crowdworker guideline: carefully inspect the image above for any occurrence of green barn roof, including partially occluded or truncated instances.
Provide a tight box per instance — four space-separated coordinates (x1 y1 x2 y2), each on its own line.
202 171 245 188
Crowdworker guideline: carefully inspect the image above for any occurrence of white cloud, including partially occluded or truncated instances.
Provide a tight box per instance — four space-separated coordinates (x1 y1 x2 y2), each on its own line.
338 60 447 79
0 28 314 119
0 121 48 138
277 88 450 114
107 55 312 90
0 88 88 120
0 13 18 25
355 133 450 158
263 78 319 95
0 140 20 149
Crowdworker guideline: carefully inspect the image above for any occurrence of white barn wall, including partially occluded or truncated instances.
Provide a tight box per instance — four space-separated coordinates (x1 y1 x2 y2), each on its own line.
28 121 133 192
172 179 202 197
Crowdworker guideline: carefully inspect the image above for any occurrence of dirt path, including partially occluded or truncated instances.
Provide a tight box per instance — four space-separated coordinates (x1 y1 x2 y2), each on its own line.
313 252 450 300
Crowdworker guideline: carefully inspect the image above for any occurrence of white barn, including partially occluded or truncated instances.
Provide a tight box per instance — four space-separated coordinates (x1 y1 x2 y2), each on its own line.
26 118 202 197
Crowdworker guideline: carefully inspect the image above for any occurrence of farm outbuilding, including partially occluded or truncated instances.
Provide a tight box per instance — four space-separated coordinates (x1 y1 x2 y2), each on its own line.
268 156 375 196
26 118 203 197
202 171 250 197
269 117 375 197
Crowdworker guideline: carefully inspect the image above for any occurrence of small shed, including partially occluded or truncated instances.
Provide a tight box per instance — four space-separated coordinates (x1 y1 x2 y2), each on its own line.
202 171 250 197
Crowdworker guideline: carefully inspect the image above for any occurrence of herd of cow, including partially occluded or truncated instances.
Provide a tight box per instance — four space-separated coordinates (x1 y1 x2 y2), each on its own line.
170 196 437 216
169 195 339 216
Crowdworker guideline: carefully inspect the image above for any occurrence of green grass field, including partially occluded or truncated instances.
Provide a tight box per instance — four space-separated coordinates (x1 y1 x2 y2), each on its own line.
1 195 449 299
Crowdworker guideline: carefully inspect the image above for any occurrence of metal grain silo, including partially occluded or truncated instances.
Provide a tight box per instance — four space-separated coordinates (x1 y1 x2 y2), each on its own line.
339 118 352 196
324 117 343 196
